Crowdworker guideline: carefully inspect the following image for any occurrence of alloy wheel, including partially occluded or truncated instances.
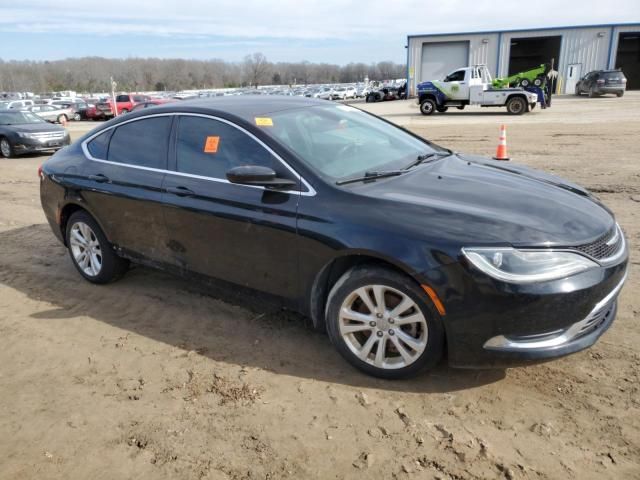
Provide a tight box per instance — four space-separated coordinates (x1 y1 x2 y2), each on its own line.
0 139 11 158
338 284 428 369
69 221 103 276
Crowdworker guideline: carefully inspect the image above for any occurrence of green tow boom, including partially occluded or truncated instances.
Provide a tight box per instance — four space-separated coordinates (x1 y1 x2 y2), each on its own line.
492 64 550 89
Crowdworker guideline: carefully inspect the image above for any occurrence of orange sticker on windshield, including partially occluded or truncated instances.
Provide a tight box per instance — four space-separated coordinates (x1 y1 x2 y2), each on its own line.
204 136 220 153
255 117 273 127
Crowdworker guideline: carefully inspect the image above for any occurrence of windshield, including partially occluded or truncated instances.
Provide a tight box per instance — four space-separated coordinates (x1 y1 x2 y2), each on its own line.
0 111 46 125
261 104 441 181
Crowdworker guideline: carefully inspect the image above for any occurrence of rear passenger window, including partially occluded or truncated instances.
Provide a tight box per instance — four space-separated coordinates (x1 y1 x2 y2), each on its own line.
108 117 172 169
87 129 113 159
175 116 277 179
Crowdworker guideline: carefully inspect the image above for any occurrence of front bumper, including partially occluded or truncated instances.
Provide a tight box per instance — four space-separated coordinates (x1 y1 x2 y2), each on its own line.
420 249 628 368
13 135 71 155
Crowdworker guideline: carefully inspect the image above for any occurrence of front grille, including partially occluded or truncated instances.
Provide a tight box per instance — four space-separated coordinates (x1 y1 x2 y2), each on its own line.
576 301 615 338
573 226 622 261
30 131 65 140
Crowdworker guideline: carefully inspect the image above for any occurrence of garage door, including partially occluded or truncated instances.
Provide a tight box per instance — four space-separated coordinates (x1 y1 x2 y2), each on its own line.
420 41 470 83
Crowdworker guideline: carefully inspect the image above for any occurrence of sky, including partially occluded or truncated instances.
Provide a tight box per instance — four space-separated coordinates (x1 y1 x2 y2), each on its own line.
1 0 639 64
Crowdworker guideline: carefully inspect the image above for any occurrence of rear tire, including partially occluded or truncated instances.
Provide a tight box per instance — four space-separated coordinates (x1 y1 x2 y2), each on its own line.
73 113 81 121
506 96 527 115
616 91 624 97
0 137 14 158
588 87 597 98
65 211 129 284
575 86 581 96
326 266 444 379
419 99 436 115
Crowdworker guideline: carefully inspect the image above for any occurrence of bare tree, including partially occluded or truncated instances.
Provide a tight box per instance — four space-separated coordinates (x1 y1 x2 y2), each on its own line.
243 53 270 88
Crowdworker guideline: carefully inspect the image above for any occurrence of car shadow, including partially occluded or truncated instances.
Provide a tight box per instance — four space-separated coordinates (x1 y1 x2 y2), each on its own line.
0 224 506 393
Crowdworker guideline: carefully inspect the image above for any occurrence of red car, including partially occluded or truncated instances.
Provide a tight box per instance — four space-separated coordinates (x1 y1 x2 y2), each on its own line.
93 93 152 119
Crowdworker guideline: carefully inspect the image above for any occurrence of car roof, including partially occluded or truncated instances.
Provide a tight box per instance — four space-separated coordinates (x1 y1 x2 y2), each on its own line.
134 95 330 122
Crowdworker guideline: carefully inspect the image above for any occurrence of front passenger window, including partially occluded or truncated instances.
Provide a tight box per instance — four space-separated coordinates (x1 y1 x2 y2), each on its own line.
175 116 278 180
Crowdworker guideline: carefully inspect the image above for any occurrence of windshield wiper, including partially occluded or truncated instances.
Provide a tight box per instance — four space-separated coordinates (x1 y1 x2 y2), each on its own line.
336 169 405 186
403 149 454 170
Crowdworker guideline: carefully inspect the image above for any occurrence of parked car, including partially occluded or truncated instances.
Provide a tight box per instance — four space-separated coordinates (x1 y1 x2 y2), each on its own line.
366 86 401 103
0 110 70 158
25 104 74 124
39 97 628 379
314 87 333 100
575 70 627 97
0 99 34 110
53 100 90 121
331 87 348 100
130 99 176 112
95 93 152 119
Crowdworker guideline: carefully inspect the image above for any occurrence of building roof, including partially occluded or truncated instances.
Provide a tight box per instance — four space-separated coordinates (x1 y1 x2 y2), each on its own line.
408 22 640 39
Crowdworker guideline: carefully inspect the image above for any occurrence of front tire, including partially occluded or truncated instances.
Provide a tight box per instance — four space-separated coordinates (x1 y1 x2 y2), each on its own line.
66 211 129 284
0 137 14 158
325 266 445 379
506 96 527 115
419 99 436 115
588 87 597 98
73 113 81 121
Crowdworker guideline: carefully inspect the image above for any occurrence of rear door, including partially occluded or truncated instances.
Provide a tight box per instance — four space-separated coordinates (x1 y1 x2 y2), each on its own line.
161 114 302 300
80 115 173 262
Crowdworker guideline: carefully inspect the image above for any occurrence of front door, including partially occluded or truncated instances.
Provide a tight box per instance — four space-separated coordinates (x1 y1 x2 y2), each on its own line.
440 69 469 101
566 64 582 94
161 114 301 301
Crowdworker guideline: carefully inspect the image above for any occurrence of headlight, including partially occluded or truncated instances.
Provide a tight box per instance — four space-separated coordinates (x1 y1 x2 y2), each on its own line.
462 247 598 283
17 132 33 139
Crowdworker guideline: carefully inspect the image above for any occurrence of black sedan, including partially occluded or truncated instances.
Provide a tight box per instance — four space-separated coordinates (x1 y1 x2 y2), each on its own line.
1 110 71 158
39 97 628 378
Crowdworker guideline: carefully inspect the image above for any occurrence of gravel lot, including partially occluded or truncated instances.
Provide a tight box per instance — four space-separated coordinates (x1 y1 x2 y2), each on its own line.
1 94 638 479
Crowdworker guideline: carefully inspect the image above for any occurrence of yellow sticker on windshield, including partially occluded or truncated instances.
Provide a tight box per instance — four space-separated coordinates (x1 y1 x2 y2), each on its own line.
255 117 273 127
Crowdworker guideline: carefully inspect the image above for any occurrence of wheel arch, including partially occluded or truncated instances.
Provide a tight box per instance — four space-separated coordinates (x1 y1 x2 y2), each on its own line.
58 201 111 247
418 93 438 104
308 251 429 333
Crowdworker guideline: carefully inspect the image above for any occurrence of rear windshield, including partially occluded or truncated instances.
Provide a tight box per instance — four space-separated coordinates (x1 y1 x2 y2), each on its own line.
602 71 625 79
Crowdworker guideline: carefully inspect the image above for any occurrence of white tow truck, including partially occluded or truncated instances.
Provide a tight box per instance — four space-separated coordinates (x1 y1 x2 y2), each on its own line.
416 65 540 115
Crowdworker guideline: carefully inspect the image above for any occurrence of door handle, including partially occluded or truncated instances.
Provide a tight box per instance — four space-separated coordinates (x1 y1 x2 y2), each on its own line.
88 174 109 183
166 186 195 197
459 82 466 85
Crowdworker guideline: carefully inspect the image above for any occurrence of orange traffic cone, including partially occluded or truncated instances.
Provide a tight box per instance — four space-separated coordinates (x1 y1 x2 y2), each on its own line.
493 124 510 161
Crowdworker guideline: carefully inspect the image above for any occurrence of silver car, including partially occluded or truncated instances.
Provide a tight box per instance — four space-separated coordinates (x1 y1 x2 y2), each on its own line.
25 104 74 123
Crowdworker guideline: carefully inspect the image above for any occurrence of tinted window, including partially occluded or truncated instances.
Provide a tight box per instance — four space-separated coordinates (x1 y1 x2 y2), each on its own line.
108 117 172 169
176 116 276 179
445 70 465 82
116 95 130 102
87 129 114 159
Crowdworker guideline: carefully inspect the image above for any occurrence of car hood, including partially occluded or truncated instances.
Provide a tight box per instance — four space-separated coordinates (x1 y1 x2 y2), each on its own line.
8 123 66 134
356 154 614 247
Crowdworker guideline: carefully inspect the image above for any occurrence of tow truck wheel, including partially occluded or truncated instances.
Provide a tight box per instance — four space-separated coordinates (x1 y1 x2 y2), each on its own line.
456 105 465 110
533 77 543 87
436 106 448 113
520 78 530 87
506 96 527 115
419 99 436 115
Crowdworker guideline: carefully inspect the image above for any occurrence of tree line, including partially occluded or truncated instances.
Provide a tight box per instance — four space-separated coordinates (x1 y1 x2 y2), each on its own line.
0 53 406 94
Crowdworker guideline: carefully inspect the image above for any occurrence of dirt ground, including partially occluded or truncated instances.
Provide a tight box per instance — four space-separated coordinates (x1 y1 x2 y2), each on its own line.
0 93 639 480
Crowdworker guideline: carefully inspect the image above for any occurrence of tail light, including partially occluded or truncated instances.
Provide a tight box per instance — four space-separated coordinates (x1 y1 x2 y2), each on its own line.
622 78 627 83
597 79 605 85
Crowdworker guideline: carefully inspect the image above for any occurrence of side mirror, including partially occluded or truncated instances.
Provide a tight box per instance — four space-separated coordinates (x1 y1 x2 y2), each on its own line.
226 165 297 189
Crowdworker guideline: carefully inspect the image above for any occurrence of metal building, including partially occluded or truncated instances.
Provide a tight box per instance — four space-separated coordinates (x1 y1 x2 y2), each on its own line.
406 23 640 96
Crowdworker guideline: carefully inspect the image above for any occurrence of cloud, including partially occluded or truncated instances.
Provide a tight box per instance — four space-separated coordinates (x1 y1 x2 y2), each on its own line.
1 0 638 62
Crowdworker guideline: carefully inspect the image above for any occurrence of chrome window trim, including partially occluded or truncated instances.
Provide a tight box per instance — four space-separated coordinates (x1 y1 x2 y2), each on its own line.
80 112 316 197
